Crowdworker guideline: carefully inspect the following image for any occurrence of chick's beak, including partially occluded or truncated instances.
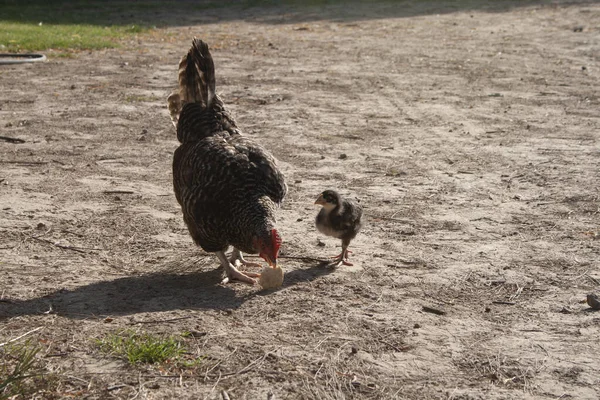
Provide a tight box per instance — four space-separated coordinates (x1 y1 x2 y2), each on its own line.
314 194 325 206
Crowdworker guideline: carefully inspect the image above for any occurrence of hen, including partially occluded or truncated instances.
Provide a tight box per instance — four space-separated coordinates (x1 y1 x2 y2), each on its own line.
169 39 287 284
315 190 363 267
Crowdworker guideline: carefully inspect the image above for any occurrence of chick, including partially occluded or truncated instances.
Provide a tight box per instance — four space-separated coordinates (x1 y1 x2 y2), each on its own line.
314 190 363 266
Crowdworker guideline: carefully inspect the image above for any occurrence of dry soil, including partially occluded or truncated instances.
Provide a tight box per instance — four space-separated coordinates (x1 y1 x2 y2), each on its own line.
1 1 599 399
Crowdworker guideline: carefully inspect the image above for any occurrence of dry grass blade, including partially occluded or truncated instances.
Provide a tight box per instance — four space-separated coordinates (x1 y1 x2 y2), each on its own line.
0 136 26 144
220 353 269 379
0 327 43 348
28 235 89 254
422 306 446 315
129 316 192 325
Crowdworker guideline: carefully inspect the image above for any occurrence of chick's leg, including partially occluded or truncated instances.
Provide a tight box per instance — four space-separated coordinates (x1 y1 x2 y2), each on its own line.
217 251 260 285
332 239 354 267
330 249 352 260
229 248 263 269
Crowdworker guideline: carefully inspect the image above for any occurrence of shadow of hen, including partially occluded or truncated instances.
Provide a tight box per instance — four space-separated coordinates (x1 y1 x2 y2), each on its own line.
0 256 335 320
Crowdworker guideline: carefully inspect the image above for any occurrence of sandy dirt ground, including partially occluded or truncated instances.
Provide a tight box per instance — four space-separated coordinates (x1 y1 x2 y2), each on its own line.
1 1 599 399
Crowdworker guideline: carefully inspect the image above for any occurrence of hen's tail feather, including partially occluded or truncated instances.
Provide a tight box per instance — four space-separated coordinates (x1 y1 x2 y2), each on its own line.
178 39 215 108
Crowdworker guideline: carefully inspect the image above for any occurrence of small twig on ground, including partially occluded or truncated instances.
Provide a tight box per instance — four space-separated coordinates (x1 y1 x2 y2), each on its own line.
0 326 43 347
470 216 502 223
204 347 238 380
492 301 516 305
0 135 25 144
246 254 328 263
67 375 91 385
372 216 413 223
375 337 412 353
221 390 231 400
396 258 425 266
280 255 328 263
571 269 591 283
103 190 135 195
129 316 192 325
535 343 550 357
43 303 54 315
220 353 269 378
422 306 446 315
423 292 455 305
509 285 523 301
587 275 600 285
313 336 332 351
207 372 222 399
29 235 88 254
107 384 128 391
0 160 48 165
44 352 68 358
534 201 562 206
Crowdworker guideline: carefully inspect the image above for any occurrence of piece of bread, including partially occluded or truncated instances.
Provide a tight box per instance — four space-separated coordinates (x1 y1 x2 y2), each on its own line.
259 266 284 289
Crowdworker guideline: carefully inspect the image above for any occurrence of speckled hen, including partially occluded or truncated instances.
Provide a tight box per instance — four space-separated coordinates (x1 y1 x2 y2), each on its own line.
168 39 287 284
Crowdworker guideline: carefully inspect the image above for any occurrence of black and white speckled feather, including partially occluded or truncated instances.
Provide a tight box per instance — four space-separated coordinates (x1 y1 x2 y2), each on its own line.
171 39 287 260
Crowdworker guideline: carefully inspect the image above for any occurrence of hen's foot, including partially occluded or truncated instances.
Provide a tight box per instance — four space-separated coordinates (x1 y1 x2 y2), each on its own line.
235 260 263 269
230 248 263 269
221 264 260 285
217 250 260 285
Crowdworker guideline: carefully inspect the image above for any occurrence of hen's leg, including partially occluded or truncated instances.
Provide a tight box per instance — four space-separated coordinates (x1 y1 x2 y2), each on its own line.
229 248 263 269
216 251 260 285
332 240 354 267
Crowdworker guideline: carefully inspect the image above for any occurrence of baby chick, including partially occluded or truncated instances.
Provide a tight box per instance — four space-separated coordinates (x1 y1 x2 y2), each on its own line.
314 190 363 266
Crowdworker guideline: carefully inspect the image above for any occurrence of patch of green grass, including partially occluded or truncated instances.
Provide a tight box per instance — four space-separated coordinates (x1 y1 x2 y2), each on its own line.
0 0 418 52
0 0 150 52
52 52 77 59
0 342 39 397
97 331 185 365
0 0 427 52
0 22 145 52
0 340 55 399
